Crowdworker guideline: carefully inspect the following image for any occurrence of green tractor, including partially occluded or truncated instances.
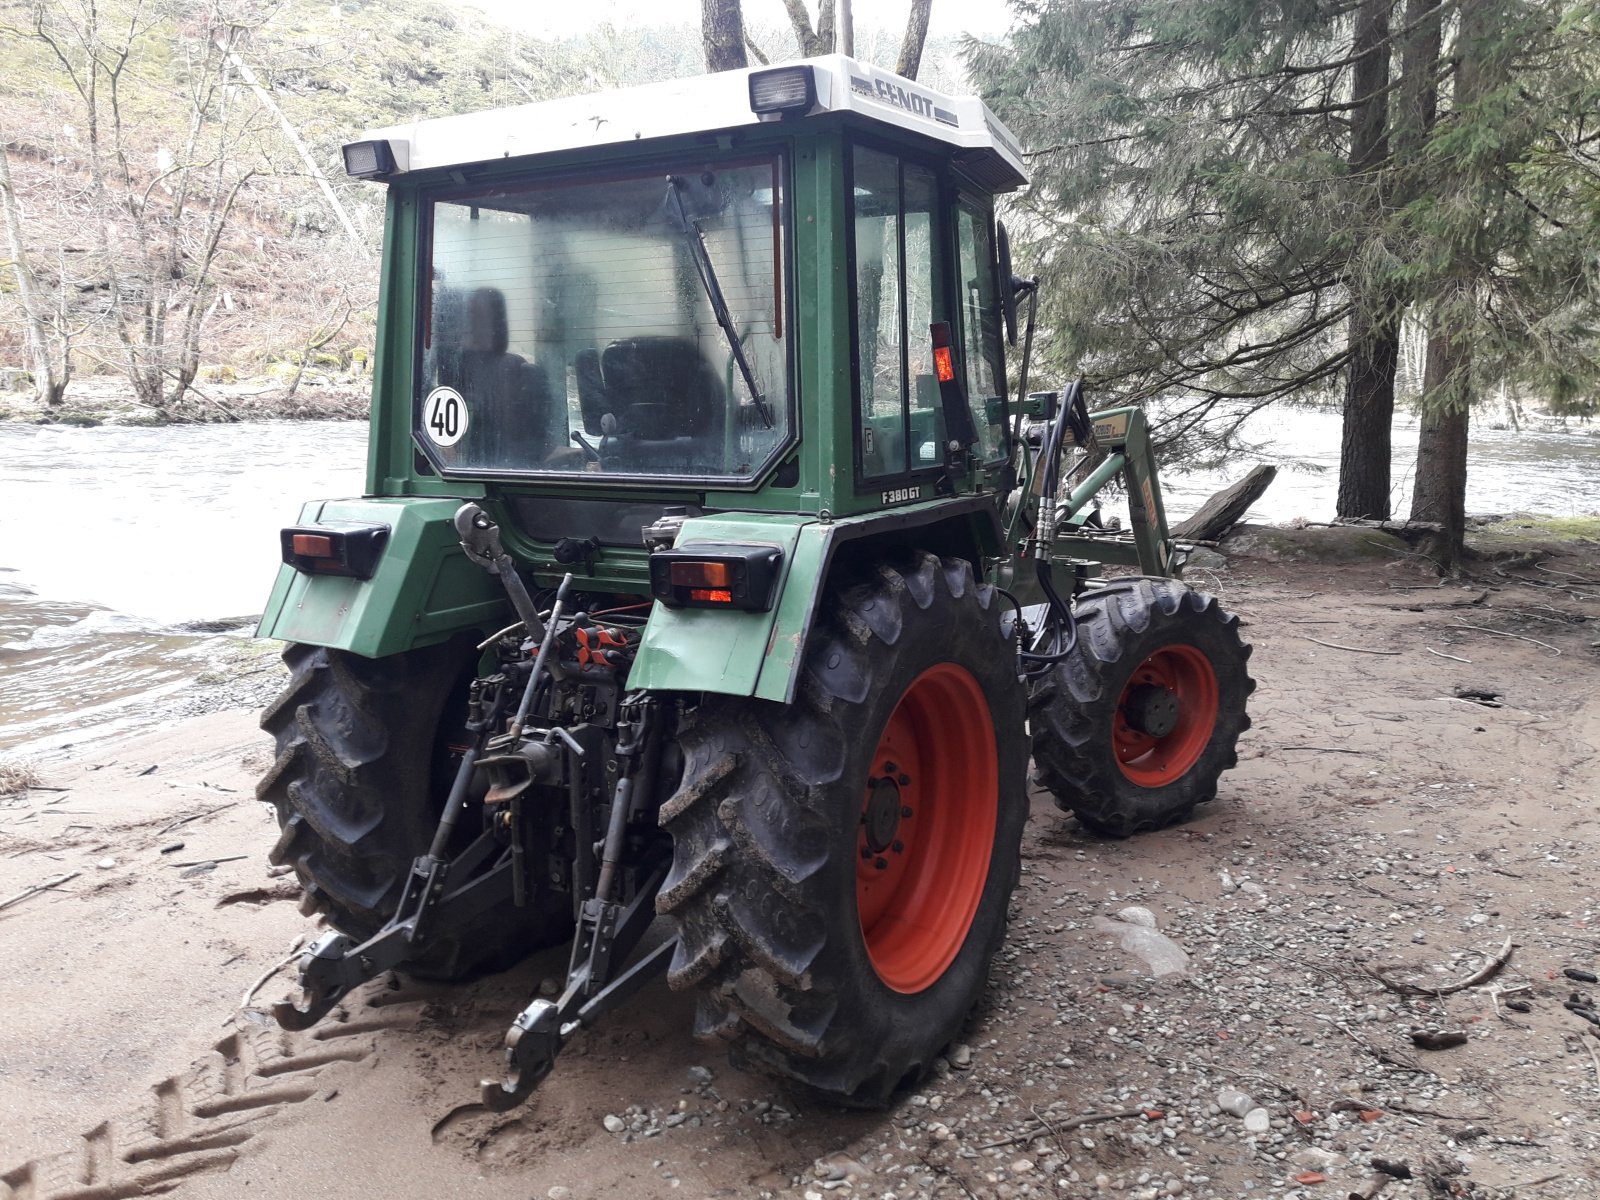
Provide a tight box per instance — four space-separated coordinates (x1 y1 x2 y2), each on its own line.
257 56 1254 1110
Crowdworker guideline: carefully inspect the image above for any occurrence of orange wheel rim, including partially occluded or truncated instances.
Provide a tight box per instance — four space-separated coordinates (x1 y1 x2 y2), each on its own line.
856 663 998 994
1112 644 1218 787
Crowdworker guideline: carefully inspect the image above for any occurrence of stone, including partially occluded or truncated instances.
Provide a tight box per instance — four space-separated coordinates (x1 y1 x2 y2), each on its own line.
687 1065 714 1085
1291 1147 1345 1172
96 857 116 870
602 1114 626 1134
1011 1159 1035 1174
1217 1088 1256 1117
949 1043 973 1069
1184 547 1229 570
1242 1108 1271 1134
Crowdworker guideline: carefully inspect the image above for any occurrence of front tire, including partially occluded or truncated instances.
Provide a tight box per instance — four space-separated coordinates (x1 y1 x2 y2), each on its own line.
657 552 1027 1107
1029 578 1254 837
257 638 570 979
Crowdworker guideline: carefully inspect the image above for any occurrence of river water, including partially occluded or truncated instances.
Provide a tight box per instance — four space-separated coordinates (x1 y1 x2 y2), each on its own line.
1 410 1595 755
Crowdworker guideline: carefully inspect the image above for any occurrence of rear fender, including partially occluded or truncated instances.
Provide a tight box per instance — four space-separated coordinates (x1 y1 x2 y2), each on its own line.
628 497 1003 702
257 497 508 658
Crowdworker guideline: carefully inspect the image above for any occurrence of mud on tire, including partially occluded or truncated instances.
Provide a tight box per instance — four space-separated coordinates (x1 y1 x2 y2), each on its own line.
1029 578 1254 838
258 637 569 979
656 552 1027 1107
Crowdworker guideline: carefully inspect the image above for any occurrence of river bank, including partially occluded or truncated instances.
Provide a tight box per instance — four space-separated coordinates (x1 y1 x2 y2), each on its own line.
0 373 370 425
2 531 1598 1199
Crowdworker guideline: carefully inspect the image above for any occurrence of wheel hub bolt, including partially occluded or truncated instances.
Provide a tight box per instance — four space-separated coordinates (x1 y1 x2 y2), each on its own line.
891 840 904 854
898 774 911 786
874 857 888 870
901 805 913 818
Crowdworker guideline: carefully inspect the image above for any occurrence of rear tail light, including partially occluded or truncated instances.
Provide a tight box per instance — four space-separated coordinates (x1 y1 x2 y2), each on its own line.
280 522 390 579
649 543 783 611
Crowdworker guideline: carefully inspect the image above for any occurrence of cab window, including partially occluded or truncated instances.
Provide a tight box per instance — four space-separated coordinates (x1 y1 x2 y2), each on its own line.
955 203 1006 462
850 145 945 480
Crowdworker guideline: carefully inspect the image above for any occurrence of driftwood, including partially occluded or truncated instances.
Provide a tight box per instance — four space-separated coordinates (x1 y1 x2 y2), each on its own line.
1306 518 1446 535
1171 464 1276 541
0 871 81 912
1366 937 1515 997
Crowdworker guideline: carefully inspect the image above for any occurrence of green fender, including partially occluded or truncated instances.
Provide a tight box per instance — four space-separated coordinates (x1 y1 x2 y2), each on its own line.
256 497 508 658
627 512 820 701
628 497 1003 703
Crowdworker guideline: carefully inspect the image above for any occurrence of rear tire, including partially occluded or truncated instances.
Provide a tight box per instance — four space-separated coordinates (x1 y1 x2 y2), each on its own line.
1029 578 1253 837
657 552 1027 1107
257 638 570 979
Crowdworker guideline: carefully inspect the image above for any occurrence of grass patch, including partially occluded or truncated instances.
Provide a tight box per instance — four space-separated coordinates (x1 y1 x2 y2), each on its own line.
1470 512 1600 547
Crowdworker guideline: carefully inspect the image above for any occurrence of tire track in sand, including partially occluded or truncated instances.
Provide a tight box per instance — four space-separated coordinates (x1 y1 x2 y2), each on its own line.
0 983 424 1199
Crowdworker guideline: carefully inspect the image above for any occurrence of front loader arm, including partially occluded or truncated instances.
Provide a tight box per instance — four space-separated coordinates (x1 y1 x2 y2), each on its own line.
1052 406 1176 576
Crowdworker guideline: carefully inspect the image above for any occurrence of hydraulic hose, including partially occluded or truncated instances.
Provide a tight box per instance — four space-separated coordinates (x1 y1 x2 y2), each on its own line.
1019 380 1084 667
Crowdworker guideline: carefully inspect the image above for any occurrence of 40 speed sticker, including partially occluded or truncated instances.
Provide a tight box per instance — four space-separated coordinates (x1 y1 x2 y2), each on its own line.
422 386 469 447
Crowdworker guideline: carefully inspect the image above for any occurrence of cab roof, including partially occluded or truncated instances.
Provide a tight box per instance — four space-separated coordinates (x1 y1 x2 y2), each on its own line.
353 55 1028 193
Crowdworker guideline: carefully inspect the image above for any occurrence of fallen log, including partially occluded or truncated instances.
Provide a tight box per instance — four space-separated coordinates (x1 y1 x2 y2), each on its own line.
1171 464 1276 542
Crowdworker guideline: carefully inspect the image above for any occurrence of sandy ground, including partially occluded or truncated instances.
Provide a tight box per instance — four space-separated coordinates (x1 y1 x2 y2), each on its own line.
2 532 1599 1200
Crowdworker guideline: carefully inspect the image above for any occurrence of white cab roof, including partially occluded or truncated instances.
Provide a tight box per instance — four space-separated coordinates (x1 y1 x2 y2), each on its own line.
359 55 1028 192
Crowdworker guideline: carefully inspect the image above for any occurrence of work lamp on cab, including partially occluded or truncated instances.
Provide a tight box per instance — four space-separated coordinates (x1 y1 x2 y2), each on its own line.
342 139 397 180
749 66 816 118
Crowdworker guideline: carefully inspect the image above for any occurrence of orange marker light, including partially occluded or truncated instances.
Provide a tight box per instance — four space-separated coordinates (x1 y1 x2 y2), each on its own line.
292 533 335 558
670 561 732 589
933 345 955 383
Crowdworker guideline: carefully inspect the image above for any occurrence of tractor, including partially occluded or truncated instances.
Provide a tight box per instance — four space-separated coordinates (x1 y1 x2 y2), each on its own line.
256 55 1254 1111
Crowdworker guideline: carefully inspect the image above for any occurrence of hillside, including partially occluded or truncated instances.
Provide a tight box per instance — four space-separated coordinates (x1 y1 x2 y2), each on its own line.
0 0 976 416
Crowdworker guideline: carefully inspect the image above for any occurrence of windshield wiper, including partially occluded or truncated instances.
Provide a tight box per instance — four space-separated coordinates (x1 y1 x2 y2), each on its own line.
664 176 774 430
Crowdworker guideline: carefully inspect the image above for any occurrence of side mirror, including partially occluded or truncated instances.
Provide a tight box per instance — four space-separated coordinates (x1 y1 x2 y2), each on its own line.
998 222 1020 347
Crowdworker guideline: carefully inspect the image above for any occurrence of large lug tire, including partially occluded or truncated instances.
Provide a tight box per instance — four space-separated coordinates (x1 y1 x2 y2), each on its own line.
657 552 1028 1108
1029 578 1254 837
257 638 570 979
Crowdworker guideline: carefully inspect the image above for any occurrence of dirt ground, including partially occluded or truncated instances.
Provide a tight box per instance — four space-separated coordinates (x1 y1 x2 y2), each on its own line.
3 528 1599 1200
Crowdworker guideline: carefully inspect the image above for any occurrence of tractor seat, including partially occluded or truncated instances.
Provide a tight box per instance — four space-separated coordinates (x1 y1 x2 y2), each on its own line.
576 337 727 472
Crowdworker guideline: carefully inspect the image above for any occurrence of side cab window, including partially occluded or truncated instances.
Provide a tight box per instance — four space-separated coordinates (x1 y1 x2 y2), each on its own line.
955 202 1007 463
850 144 945 481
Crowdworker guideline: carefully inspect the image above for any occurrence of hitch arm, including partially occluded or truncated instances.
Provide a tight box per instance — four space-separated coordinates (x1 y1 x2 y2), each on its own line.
480 857 671 1111
273 830 512 1029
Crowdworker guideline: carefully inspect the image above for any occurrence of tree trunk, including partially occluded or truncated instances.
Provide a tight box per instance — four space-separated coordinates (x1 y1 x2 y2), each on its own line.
702 0 748 72
1409 0 1494 571
0 143 67 406
896 0 933 79
1334 0 1395 520
1410 328 1469 571
780 0 833 57
1336 311 1399 519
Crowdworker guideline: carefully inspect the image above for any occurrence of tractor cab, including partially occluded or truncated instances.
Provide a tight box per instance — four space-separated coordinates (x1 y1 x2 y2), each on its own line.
343 56 1025 519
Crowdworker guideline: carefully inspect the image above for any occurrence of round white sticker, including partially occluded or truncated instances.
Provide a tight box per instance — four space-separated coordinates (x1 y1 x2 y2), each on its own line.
422 386 469 447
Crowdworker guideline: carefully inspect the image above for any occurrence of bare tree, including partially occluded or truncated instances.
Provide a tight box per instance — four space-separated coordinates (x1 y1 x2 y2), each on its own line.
773 0 933 80
780 0 835 57
24 0 272 409
0 141 70 405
